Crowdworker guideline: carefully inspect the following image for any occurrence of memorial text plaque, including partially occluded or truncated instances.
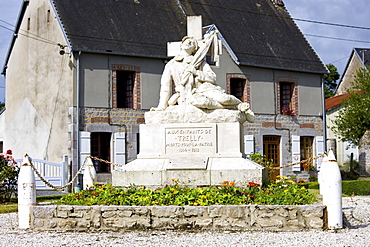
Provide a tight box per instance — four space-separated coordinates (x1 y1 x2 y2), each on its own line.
165 125 216 155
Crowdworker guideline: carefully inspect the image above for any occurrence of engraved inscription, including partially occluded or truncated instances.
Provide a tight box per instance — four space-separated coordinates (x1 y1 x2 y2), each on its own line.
165 127 215 154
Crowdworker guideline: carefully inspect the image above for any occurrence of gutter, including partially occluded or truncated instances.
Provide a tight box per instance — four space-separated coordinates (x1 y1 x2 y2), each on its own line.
76 51 81 170
322 76 327 151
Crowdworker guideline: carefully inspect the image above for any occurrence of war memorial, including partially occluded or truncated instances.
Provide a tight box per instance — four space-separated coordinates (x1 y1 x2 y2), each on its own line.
112 17 266 188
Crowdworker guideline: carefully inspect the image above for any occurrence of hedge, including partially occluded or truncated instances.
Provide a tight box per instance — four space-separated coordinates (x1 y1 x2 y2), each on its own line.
302 180 370 196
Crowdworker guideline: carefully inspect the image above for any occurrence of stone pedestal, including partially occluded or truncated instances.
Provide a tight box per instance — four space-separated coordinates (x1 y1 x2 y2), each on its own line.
112 122 266 188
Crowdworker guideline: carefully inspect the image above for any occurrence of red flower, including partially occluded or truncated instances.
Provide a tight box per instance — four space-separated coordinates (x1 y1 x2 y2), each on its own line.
247 182 260 187
91 192 99 196
6 149 12 155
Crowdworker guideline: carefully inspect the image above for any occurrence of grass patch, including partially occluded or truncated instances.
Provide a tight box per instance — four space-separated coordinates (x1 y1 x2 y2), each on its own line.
0 203 17 214
0 195 64 214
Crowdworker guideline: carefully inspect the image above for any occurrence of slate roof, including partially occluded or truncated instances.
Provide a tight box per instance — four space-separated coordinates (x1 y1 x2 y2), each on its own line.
4 0 327 74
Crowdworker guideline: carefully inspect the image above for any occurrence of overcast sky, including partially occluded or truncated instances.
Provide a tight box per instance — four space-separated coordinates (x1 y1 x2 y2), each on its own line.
0 0 369 103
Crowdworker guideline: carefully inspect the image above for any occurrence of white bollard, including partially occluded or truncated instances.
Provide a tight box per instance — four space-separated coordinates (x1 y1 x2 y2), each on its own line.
18 154 36 229
83 157 97 190
320 150 342 229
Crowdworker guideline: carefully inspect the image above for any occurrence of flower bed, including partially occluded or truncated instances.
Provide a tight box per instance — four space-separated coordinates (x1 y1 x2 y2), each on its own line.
56 177 317 206
29 177 325 231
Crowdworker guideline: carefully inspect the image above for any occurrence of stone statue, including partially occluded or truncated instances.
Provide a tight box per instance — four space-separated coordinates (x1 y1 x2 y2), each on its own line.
150 30 254 123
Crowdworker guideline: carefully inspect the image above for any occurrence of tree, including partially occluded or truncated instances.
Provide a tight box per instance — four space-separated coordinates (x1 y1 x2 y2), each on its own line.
330 67 370 146
324 64 340 98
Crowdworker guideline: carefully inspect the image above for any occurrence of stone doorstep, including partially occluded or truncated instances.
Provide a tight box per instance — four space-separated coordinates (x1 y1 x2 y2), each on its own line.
30 204 326 231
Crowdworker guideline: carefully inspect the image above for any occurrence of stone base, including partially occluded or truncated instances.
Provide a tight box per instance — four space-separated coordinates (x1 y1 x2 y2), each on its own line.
112 122 266 188
112 157 266 188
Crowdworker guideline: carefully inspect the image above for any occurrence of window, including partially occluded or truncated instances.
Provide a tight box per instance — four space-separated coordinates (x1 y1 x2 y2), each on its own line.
280 82 293 113
263 135 280 179
47 10 50 23
277 77 298 115
116 71 134 108
91 132 111 173
112 65 141 109
300 136 314 171
206 56 217 66
226 74 250 104
230 78 246 102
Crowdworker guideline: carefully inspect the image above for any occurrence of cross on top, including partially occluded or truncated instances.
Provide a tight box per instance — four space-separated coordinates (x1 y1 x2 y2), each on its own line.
167 16 203 57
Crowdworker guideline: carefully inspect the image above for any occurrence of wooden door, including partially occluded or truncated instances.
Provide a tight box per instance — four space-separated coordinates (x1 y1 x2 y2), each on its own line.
263 135 280 180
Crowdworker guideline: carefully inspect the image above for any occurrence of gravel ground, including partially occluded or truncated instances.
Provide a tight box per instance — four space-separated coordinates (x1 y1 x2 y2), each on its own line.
1 196 370 247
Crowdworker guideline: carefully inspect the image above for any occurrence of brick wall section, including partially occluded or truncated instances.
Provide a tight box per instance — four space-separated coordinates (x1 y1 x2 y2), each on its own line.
31 205 326 231
244 114 323 176
300 123 315 129
82 107 145 163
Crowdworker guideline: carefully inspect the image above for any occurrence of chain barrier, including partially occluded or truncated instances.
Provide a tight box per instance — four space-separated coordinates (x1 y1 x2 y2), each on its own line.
27 152 329 190
28 156 89 190
270 152 328 170
88 156 125 167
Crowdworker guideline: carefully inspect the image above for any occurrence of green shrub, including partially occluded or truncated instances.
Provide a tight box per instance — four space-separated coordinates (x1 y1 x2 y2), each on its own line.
248 152 275 181
0 150 19 203
300 182 319 190
57 177 317 206
342 180 370 196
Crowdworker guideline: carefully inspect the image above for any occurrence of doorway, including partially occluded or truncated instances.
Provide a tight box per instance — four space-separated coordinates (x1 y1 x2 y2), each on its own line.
91 132 111 173
263 135 280 180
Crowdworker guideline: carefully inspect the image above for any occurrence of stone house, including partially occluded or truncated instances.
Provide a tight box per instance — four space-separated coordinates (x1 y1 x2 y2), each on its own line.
1 0 327 184
326 48 370 173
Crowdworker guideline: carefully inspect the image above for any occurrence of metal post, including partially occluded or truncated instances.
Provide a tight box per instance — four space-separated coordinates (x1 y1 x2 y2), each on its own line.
83 157 97 189
18 154 36 229
320 150 343 229
62 155 69 192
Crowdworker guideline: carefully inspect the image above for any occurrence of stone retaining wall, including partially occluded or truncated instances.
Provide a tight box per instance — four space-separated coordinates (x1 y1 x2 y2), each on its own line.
31 205 326 231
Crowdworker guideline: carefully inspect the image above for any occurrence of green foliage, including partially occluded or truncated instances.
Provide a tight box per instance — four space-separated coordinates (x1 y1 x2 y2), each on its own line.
0 203 17 214
324 64 340 99
341 155 360 172
342 180 370 196
0 150 19 203
253 177 316 205
0 102 4 112
57 178 317 206
330 67 370 146
248 152 275 181
300 182 319 190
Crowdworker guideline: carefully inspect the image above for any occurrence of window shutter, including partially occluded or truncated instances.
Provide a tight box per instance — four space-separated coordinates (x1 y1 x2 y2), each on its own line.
292 135 301 171
315 136 325 171
114 132 126 167
80 131 91 170
244 135 254 155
